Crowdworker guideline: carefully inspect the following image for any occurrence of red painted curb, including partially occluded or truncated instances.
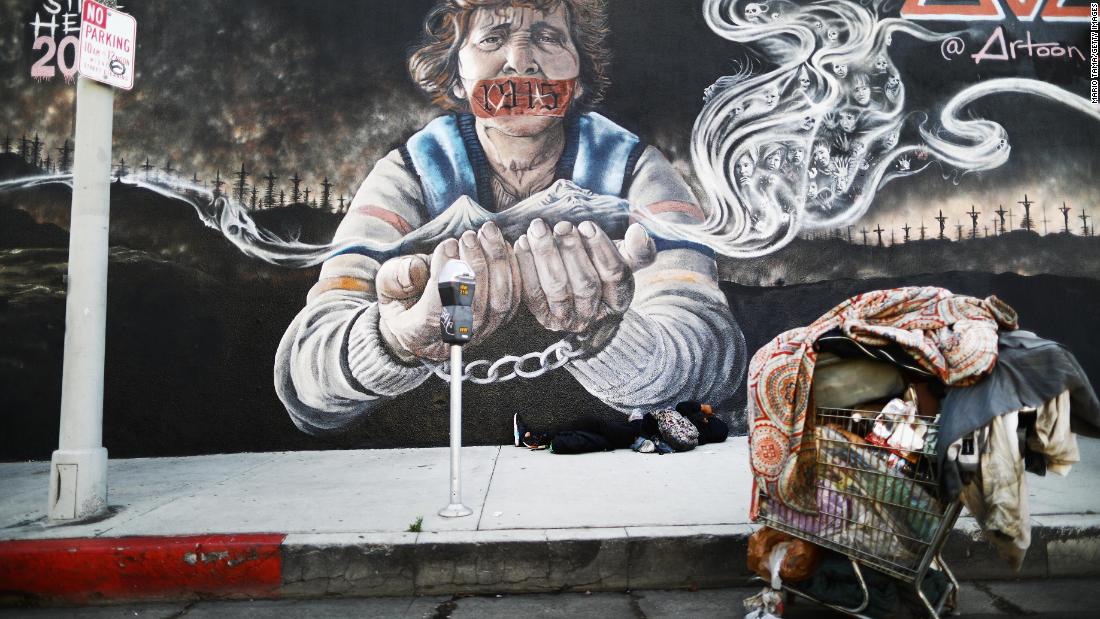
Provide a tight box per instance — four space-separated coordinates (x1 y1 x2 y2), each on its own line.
0 534 286 603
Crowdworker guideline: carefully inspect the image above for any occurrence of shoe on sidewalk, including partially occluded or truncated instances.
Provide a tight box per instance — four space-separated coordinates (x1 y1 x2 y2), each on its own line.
514 414 548 450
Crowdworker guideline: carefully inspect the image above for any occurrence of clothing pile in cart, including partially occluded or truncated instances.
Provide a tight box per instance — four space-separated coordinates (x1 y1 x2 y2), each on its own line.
742 286 1100 619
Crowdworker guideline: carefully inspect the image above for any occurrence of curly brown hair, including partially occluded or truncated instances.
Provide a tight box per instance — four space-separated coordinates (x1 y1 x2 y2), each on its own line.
408 0 611 112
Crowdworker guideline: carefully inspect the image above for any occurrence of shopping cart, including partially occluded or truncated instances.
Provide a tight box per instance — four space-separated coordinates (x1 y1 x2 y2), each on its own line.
757 405 962 619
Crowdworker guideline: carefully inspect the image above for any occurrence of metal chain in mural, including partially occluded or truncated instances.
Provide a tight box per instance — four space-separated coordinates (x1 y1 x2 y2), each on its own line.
423 337 587 385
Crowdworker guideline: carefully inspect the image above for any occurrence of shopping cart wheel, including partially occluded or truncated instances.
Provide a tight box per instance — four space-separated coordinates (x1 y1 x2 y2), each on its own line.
780 557 872 618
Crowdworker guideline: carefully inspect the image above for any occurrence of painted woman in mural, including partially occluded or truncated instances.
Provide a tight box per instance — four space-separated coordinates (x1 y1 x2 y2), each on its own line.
275 0 743 435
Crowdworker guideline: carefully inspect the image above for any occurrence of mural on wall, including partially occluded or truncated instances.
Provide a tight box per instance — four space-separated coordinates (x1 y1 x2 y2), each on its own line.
1 0 1098 459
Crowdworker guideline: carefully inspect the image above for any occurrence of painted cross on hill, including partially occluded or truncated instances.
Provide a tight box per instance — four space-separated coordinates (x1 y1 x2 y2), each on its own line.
935 210 947 239
141 158 154 180
58 140 73 173
1018 194 1034 231
902 223 911 242
263 170 278 208
321 177 333 211
955 221 964 241
919 220 927 241
234 163 250 203
968 205 980 239
873 224 885 246
1080 210 1091 236
1060 203 1072 234
995 205 1007 234
212 169 225 198
290 172 303 204
860 227 869 245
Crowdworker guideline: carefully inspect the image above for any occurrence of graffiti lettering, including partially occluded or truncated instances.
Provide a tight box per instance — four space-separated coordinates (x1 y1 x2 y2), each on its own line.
28 0 83 83
901 0 1091 23
971 27 1086 64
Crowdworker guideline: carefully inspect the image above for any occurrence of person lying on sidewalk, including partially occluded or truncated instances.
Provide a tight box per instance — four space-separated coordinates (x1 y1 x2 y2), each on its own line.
513 401 728 454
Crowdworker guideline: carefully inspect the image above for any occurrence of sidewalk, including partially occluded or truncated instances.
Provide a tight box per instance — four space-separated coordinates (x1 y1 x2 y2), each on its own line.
2 437 1099 603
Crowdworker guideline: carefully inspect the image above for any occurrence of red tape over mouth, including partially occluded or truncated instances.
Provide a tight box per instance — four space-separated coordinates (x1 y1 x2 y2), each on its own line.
471 77 576 119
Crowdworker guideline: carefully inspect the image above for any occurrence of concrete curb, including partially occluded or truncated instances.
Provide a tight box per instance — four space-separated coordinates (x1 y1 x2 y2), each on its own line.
3 521 1098 603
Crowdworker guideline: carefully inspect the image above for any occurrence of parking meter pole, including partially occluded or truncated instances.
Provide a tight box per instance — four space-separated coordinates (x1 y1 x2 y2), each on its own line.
438 259 475 519
439 344 472 518
48 76 114 522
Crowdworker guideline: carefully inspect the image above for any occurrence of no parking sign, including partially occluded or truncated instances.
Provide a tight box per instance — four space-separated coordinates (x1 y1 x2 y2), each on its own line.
77 0 136 90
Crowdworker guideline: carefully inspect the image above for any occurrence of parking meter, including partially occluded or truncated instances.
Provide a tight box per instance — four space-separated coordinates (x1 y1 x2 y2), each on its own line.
438 259 475 518
438 260 476 345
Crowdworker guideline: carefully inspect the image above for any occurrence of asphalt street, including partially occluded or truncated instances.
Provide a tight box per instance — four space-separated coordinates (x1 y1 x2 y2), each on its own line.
2 579 1097 618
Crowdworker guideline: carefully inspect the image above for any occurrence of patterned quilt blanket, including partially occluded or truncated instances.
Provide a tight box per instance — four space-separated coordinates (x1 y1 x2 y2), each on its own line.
749 286 1016 517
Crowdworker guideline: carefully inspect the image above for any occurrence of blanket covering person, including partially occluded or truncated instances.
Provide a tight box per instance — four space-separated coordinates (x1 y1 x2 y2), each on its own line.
748 286 1018 517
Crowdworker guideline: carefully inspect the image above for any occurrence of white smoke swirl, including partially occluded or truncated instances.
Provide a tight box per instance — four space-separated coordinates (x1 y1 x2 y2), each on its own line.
641 0 1100 257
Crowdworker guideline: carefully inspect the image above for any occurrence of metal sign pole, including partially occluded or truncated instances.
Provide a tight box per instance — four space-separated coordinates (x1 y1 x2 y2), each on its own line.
439 344 472 518
48 76 115 522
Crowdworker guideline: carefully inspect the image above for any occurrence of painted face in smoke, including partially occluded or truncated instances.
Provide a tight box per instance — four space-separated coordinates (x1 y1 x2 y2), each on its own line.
789 147 806 165
882 130 900 150
813 144 830 168
736 154 756 185
852 81 871 106
832 63 848 78
839 110 859 132
873 55 889 73
764 149 784 171
761 85 780 110
456 5 581 136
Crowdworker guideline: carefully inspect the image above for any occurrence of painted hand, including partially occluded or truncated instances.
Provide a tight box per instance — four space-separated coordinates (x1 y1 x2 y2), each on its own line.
376 222 521 362
514 219 656 334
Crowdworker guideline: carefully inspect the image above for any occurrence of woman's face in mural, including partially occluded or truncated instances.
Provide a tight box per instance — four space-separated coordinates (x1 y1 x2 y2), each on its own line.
456 5 581 137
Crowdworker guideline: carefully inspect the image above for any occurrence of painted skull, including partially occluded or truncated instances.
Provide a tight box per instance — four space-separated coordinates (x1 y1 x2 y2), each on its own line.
807 181 818 197
744 3 767 21
885 74 901 91
874 55 889 72
798 71 811 90
800 116 816 131
826 28 840 43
